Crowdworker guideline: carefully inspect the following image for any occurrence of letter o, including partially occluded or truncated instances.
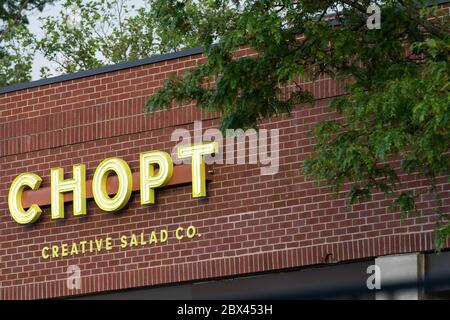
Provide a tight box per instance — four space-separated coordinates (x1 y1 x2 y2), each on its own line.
186 226 196 239
92 158 132 212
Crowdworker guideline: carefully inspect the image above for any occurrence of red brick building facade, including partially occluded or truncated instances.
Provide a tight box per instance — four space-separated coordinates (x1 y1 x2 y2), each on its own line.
1 6 450 298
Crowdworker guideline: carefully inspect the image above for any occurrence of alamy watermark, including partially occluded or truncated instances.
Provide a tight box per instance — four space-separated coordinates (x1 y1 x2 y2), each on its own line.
367 3 381 30
366 264 382 290
170 121 280 175
67 265 81 290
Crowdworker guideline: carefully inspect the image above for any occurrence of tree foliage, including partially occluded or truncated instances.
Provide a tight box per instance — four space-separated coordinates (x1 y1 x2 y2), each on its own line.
0 0 53 86
0 0 52 39
0 24 34 87
36 0 203 76
146 0 450 249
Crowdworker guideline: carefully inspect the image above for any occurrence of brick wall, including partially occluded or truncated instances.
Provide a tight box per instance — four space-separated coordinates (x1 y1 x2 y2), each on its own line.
1 14 450 298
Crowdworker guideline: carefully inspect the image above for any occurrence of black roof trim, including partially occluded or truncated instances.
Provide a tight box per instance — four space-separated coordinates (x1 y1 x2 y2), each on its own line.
0 47 204 95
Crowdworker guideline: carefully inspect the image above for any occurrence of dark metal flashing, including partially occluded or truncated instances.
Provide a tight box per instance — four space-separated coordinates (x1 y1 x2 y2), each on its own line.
0 47 204 95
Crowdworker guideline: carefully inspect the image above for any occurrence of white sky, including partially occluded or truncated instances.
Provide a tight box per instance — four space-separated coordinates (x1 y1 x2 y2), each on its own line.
27 0 146 80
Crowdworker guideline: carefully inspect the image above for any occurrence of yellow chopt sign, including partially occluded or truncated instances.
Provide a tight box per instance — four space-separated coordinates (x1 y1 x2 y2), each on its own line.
8 142 218 225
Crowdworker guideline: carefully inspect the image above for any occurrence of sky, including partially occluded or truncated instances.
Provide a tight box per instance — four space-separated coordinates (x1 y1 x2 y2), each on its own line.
28 4 60 80
27 0 146 80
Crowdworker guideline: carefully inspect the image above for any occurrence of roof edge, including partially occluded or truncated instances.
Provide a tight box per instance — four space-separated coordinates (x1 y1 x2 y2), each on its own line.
0 47 204 95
